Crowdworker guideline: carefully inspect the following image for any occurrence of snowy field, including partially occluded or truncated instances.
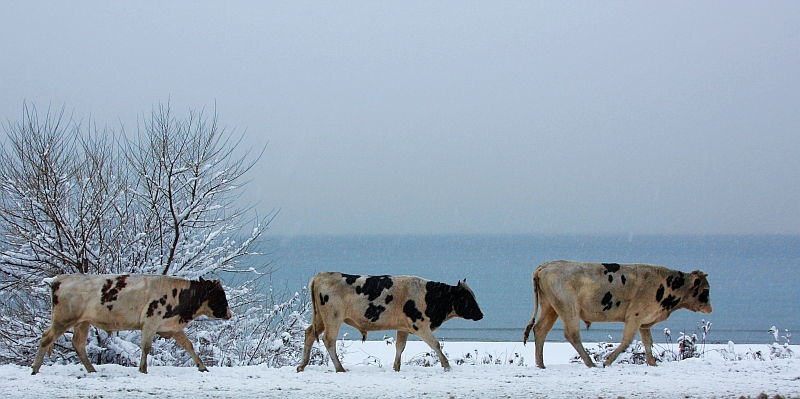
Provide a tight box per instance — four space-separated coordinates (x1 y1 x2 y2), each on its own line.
4 341 799 399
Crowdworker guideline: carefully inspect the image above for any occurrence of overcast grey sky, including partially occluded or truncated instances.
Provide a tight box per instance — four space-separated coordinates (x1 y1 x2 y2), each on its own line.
2 2 799 235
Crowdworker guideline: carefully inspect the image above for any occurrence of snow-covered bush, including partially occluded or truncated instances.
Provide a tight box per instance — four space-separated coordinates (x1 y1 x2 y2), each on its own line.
0 103 321 369
453 348 525 366
767 326 794 360
570 340 651 365
573 320 713 365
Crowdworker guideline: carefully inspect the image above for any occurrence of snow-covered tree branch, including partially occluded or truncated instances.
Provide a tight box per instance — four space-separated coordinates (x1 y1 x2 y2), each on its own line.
0 103 314 368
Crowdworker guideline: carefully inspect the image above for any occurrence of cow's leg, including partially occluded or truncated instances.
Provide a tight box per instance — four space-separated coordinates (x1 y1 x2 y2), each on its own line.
415 329 450 371
297 305 326 372
296 324 319 372
31 322 72 375
393 331 409 371
532 304 559 369
639 326 657 366
71 321 96 373
561 306 595 368
138 325 157 373
603 322 639 367
321 322 346 372
172 331 208 372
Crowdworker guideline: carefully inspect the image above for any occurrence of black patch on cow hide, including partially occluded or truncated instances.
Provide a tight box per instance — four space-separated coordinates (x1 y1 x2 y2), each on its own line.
616 301 620 308
403 300 424 323
147 300 160 317
355 275 393 301
51 281 61 306
205 281 230 319
601 292 614 311
413 325 419 331
341 273 361 285
364 302 386 322
319 292 329 306
621 275 626 285
698 289 709 304
693 278 702 288
100 275 129 305
164 279 230 323
656 284 665 302
385 295 393 305
172 288 178 297
425 282 456 329
602 263 621 274
671 273 685 290
608 275 613 283
661 295 681 311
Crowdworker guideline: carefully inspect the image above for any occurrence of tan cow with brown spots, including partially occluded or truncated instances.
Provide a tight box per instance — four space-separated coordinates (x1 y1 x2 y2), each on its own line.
523 260 712 368
31 274 232 374
296 272 483 372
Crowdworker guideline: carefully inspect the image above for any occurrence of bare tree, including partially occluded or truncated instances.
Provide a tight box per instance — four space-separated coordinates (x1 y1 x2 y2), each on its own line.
124 103 269 278
0 103 282 366
0 104 131 363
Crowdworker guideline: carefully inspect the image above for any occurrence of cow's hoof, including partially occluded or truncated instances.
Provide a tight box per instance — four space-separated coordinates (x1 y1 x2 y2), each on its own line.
198 368 209 372
296 366 305 372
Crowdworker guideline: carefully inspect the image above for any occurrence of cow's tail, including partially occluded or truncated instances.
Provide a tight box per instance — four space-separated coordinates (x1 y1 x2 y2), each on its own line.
523 267 542 345
41 277 56 311
308 276 322 343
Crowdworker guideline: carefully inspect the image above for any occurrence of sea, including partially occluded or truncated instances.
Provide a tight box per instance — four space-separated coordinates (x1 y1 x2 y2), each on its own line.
260 234 800 345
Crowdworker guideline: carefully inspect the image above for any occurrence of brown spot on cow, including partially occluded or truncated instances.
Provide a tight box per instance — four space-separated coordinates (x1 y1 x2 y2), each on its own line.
100 275 129 305
51 281 62 306
146 300 160 317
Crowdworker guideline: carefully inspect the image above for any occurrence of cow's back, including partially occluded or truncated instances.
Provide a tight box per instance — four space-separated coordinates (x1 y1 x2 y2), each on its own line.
535 260 673 323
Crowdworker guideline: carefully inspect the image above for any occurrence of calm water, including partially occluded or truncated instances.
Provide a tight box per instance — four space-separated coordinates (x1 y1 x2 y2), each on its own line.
262 235 800 344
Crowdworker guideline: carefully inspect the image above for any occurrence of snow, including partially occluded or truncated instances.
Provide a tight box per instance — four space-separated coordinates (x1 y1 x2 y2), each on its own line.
4 341 799 398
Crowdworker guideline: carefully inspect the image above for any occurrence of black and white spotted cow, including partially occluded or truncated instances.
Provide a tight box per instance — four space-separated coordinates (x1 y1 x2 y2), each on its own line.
523 260 712 368
31 274 232 374
296 272 484 372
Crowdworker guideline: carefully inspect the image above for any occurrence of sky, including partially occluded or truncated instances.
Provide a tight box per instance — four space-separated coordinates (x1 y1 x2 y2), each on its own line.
1 2 799 236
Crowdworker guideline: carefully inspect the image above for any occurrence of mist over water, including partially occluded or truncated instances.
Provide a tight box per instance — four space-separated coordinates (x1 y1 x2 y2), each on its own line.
263 234 800 344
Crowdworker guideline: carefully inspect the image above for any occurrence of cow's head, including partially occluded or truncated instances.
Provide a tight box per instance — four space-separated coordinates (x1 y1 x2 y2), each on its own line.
453 280 483 321
688 271 712 314
199 278 233 320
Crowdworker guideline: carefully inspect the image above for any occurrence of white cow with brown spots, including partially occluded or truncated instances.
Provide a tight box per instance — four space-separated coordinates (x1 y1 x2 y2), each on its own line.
296 272 483 372
31 274 232 374
523 260 712 368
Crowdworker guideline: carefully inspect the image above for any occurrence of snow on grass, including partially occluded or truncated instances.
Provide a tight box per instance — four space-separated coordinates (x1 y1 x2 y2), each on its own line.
3 341 799 398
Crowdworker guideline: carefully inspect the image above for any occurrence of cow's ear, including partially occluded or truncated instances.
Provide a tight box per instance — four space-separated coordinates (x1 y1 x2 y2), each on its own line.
691 270 708 279
199 277 206 282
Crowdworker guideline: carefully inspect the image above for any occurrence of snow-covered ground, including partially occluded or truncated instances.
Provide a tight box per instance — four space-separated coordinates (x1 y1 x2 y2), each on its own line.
3 341 799 398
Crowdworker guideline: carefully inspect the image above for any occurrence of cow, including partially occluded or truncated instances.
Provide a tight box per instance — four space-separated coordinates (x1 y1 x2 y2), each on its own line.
522 260 712 368
296 272 483 372
31 274 233 374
